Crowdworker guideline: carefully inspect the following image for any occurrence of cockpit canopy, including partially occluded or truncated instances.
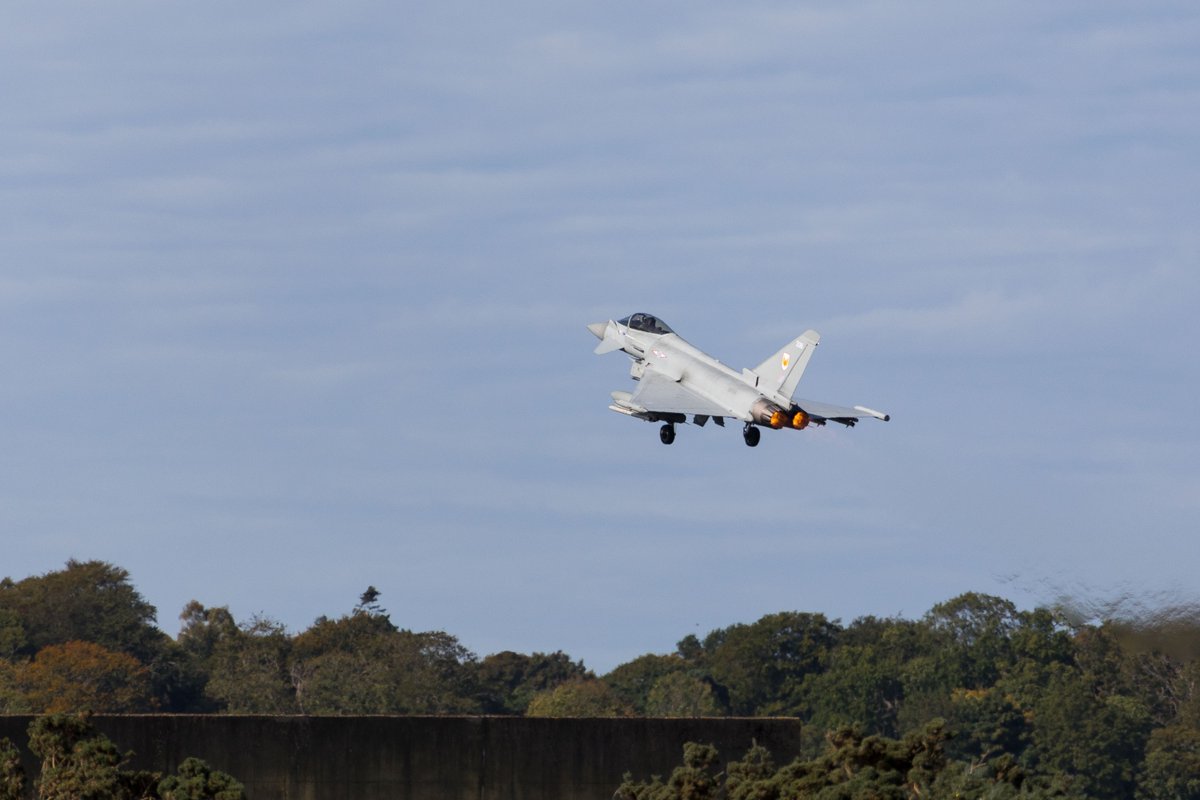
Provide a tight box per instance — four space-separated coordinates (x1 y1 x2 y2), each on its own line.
618 313 674 335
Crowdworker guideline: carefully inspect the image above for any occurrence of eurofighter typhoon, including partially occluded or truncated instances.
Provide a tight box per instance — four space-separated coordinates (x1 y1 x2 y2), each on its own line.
588 313 889 446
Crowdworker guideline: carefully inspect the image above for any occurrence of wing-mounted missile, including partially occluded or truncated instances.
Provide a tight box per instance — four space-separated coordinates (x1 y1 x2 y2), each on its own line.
854 405 891 422
609 390 648 418
609 390 686 424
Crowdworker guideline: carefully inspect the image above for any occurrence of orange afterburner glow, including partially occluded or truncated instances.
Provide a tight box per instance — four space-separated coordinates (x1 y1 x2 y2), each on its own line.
791 410 810 430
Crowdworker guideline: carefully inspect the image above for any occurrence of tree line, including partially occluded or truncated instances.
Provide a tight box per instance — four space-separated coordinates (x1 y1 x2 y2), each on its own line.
2 560 1199 798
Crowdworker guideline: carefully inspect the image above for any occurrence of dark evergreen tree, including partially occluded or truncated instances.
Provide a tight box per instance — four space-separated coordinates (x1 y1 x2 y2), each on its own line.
474 650 589 714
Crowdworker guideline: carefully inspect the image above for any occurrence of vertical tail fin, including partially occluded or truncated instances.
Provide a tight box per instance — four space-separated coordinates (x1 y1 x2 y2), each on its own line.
749 330 820 400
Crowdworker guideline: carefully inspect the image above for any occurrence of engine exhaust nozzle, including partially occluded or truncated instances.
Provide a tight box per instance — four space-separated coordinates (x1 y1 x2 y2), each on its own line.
750 398 788 429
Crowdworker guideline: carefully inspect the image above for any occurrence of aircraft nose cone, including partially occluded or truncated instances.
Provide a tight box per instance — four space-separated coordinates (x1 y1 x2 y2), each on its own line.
587 321 606 339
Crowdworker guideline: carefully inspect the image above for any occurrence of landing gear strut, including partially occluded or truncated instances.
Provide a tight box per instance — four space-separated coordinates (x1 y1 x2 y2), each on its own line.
742 424 760 447
659 423 676 445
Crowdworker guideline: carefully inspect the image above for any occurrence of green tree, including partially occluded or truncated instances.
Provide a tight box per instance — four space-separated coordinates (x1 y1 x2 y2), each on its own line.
1177 660 1200 729
525 678 633 717
290 609 396 661
923 592 1020 691
645 672 724 717
0 661 28 713
353 586 385 617
0 561 188 711
619 723 953 800
615 742 721 800
203 616 295 713
1073 622 1138 700
796 618 926 743
1070 618 1191 729
176 603 239 665
1138 725 1200 800
940 686 1032 771
474 650 589 714
0 610 25 660
0 561 166 664
700 612 840 715
604 654 688 715
1009 607 1074 669
786 721 948 799
23 714 244 800
163 599 242 714
289 611 396 713
1025 663 1151 800
159 602 243 714
897 599 1027 738
27 714 126 800
289 610 479 714
0 737 24 800
723 740 776 800
675 634 704 664
802 638 906 738
157 757 244 800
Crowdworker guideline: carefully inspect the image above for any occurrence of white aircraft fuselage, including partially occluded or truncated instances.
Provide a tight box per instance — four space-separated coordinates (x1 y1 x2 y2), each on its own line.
588 312 888 446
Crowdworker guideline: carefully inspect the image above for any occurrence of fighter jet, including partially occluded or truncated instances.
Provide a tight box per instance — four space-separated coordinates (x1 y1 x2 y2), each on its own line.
587 313 889 446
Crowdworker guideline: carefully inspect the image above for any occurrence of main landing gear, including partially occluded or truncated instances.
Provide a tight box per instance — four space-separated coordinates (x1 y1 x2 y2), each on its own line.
657 422 760 446
742 423 760 447
659 423 676 445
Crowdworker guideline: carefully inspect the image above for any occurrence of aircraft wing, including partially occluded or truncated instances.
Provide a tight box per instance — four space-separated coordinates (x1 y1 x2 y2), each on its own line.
630 372 730 418
793 398 890 426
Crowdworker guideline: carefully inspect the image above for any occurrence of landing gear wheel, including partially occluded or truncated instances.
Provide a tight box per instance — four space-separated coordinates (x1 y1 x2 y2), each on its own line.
659 424 676 445
743 424 760 447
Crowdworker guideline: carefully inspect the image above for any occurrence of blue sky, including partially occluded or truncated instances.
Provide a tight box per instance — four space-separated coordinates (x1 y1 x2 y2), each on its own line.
2 2 1198 672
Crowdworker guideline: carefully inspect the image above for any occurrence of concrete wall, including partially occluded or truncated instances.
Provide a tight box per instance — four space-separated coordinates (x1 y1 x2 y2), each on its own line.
0 715 803 800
